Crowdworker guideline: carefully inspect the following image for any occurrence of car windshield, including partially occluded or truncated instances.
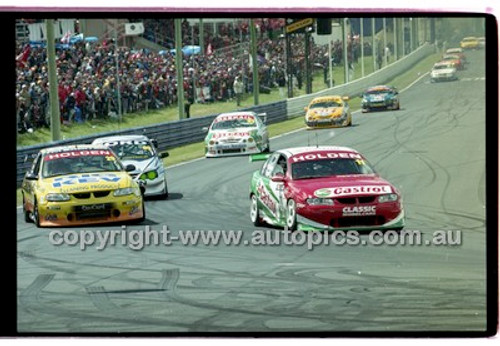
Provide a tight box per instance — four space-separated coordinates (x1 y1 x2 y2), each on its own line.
310 101 341 108
433 65 450 70
104 141 154 161
291 158 375 180
212 117 257 130
41 150 123 178
366 89 391 95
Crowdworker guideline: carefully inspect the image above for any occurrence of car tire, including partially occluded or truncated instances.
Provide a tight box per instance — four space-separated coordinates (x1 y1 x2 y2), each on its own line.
263 141 271 153
286 199 297 231
32 198 41 228
250 194 263 227
22 194 32 223
138 199 146 223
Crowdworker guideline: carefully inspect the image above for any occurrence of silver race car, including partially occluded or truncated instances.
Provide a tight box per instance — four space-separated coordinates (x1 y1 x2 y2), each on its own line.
92 135 169 198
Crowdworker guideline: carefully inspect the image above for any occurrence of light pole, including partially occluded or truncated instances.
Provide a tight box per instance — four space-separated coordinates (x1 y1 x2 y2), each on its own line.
45 19 61 141
174 18 184 119
250 19 259 105
360 18 364 77
372 17 376 72
342 18 348 83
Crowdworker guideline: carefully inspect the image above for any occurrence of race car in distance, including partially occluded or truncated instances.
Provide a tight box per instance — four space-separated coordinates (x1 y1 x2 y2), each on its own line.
441 54 465 70
361 85 400 113
21 144 145 227
477 37 485 48
430 61 458 83
460 36 479 50
445 48 466 63
92 135 169 198
249 146 405 231
304 95 352 128
203 111 269 157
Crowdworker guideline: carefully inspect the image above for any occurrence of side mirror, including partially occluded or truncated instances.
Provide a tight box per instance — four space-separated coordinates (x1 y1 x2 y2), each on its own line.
202 127 209 133
271 173 285 183
151 139 159 148
160 151 169 159
125 164 137 172
25 172 38 180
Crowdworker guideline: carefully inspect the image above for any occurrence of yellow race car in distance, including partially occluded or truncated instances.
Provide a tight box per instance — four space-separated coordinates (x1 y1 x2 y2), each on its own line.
21 144 146 227
460 36 479 49
304 95 352 129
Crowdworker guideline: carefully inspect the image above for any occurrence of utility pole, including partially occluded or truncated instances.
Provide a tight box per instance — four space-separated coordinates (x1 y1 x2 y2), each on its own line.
372 17 377 72
199 19 204 56
305 28 312 94
250 19 259 105
175 18 185 119
342 18 348 83
286 32 293 98
45 19 61 141
360 18 364 77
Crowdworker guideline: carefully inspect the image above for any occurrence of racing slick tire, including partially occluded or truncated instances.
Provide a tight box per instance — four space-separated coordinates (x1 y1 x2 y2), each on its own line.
22 194 31 223
32 198 41 228
250 194 263 227
286 199 298 231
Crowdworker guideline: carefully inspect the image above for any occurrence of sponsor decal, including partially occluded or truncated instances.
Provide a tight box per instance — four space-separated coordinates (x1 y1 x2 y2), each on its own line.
45 214 58 221
291 152 362 163
52 173 122 187
214 114 255 123
44 150 112 161
81 204 106 211
211 132 250 139
257 180 277 215
314 185 392 198
342 206 376 216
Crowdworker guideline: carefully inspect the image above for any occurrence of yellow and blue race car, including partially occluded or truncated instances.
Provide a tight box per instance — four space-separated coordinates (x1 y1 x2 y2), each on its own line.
304 95 352 129
21 144 146 227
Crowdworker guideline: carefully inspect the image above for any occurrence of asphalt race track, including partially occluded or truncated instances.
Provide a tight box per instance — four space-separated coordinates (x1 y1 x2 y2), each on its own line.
17 50 487 333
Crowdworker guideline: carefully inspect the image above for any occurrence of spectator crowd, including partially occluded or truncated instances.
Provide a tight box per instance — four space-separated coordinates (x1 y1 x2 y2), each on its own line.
16 18 370 134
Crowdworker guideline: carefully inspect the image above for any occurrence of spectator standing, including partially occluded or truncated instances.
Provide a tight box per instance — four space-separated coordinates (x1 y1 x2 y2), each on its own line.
233 76 244 107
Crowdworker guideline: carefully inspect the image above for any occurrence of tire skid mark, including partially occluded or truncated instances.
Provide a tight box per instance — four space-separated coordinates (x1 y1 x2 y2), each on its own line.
19 274 55 309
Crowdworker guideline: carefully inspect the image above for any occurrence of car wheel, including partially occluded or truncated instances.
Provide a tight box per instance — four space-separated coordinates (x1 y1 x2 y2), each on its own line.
250 194 263 226
22 194 32 223
32 199 41 228
263 141 270 153
160 177 169 199
286 199 297 231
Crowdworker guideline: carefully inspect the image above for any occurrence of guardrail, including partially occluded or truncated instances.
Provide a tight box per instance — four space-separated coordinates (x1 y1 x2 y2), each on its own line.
16 100 287 186
287 43 435 118
16 44 433 186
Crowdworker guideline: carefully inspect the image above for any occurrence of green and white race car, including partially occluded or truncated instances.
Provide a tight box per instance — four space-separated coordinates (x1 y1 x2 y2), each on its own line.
203 112 270 157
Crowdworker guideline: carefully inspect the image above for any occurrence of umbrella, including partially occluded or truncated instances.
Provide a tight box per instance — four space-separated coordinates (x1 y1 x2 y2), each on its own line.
182 45 201 56
84 36 98 43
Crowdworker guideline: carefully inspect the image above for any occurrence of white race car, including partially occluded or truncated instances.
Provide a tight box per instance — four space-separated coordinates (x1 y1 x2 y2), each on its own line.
430 61 458 83
92 135 169 198
203 111 270 158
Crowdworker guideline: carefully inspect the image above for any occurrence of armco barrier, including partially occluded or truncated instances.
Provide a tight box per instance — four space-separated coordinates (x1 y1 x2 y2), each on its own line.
16 100 287 186
287 43 435 118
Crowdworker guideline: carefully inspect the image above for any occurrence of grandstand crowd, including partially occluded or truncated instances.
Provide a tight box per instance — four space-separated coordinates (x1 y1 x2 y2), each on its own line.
16 19 369 134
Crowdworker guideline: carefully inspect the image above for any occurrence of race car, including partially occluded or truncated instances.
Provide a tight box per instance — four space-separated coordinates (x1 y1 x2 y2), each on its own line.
430 61 458 82
21 144 145 227
441 54 465 70
249 146 405 232
92 135 169 198
304 95 352 128
460 36 479 50
361 85 400 113
203 111 270 158
477 37 485 48
444 48 467 65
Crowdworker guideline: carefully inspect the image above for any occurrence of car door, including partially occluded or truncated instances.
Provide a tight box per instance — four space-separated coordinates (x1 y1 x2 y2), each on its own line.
22 152 42 209
258 152 288 224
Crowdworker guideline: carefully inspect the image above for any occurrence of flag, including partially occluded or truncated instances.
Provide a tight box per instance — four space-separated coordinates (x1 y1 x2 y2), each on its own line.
61 30 72 44
16 45 31 67
124 22 144 36
206 43 213 56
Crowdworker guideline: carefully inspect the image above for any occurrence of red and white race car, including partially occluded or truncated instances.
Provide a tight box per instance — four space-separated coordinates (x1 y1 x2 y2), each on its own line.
249 146 405 231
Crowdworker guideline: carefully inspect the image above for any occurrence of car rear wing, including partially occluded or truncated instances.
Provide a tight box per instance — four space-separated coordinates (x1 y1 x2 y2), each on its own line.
249 153 271 162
